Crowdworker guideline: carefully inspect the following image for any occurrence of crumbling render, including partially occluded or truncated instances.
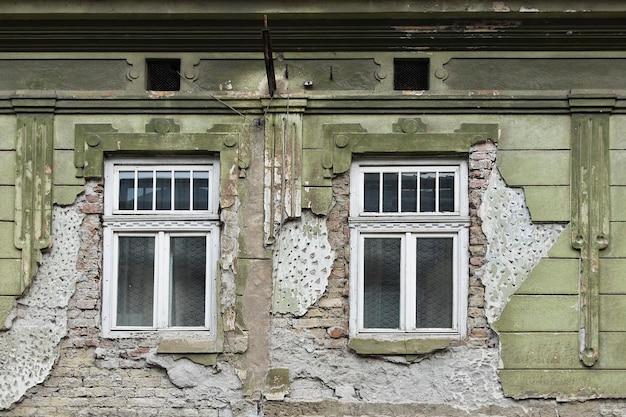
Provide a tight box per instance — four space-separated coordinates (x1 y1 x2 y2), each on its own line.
0 203 84 410
271 211 335 316
477 167 565 324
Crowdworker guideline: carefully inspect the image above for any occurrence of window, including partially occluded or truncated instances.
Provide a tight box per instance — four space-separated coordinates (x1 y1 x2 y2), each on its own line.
349 159 469 339
102 157 219 337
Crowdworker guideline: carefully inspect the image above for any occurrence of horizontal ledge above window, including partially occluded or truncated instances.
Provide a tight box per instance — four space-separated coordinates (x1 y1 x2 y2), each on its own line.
349 216 470 224
348 336 455 356
103 217 220 229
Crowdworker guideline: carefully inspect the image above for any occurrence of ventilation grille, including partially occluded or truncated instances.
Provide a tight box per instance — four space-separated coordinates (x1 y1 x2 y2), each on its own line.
147 59 181 91
394 59 429 91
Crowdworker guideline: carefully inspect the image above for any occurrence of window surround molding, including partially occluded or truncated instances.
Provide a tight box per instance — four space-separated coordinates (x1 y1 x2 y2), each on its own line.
74 118 248 355
318 118 498 356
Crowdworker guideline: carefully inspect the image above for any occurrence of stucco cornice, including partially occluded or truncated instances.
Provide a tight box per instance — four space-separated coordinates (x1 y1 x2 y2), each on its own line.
1 2 626 51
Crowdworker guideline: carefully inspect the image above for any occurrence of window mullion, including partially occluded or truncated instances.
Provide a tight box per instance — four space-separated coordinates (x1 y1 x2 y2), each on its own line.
405 233 416 331
155 231 169 329
133 169 138 211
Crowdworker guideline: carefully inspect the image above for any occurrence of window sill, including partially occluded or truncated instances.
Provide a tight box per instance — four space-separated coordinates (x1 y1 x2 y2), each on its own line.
157 335 224 355
348 336 454 356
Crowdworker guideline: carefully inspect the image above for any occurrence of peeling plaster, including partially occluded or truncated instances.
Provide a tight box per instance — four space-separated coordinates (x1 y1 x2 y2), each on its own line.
0 203 84 410
270 325 517 412
477 168 565 324
271 211 335 316
146 353 249 413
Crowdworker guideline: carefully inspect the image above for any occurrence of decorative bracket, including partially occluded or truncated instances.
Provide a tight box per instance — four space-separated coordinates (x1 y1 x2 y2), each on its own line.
569 94 615 367
12 97 55 293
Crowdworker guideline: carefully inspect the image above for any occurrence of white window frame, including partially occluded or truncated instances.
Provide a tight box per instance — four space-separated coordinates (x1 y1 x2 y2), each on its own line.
102 156 220 338
349 158 469 339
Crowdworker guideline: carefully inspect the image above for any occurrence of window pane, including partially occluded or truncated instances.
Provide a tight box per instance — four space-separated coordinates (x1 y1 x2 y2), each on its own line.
170 236 207 327
439 172 455 212
363 173 379 212
382 172 398 212
174 171 191 210
118 171 135 210
193 171 209 210
363 237 401 329
401 172 417 212
415 238 453 328
419 172 436 212
137 171 153 210
116 236 155 327
156 171 172 210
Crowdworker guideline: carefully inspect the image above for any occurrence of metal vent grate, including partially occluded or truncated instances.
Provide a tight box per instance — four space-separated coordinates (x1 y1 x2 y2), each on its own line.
394 59 429 91
147 59 181 91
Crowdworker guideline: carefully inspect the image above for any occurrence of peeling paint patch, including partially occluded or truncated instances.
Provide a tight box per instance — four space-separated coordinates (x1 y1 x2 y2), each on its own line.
0 203 84 410
477 168 564 324
271 211 334 316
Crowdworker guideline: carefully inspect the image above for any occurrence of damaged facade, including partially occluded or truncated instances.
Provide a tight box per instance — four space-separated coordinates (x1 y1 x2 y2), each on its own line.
2 1 626 416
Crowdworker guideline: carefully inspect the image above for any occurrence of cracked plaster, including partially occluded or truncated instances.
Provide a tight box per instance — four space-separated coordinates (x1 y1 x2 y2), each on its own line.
477 168 565 324
146 353 255 415
271 211 335 316
0 202 84 410
269 325 516 412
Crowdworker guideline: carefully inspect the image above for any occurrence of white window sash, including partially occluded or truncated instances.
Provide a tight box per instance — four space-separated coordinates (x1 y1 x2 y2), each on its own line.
349 158 468 339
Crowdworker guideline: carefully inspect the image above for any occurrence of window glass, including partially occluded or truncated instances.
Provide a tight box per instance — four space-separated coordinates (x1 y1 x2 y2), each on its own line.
155 171 172 210
419 172 436 212
363 173 380 212
169 236 207 327
401 172 418 212
439 172 455 212
193 171 210 211
118 171 135 210
415 237 453 328
382 172 399 212
116 236 155 327
363 237 401 329
137 171 153 210
174 171 191 210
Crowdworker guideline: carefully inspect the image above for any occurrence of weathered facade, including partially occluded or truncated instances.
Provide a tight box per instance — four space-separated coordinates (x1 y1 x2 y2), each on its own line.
2 1 626 416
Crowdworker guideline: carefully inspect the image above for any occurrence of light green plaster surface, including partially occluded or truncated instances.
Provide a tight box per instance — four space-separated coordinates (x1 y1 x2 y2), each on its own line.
611 187 626 221
493 295 578 332
500 369 626 400
497 115 570 150
0 296 14 328
515 259 578 295
610 151 626 185
599 259 626 293
610 116 626 150
500 332 626 370
547 224 580 259
53 150 83 186
0 187 15 221
0 223 20 258
0 259 21 295
0 153 15 185
498 150 570 186
53 186 84 206
599 296 626 331
523 186 570 222
601 222 626 257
